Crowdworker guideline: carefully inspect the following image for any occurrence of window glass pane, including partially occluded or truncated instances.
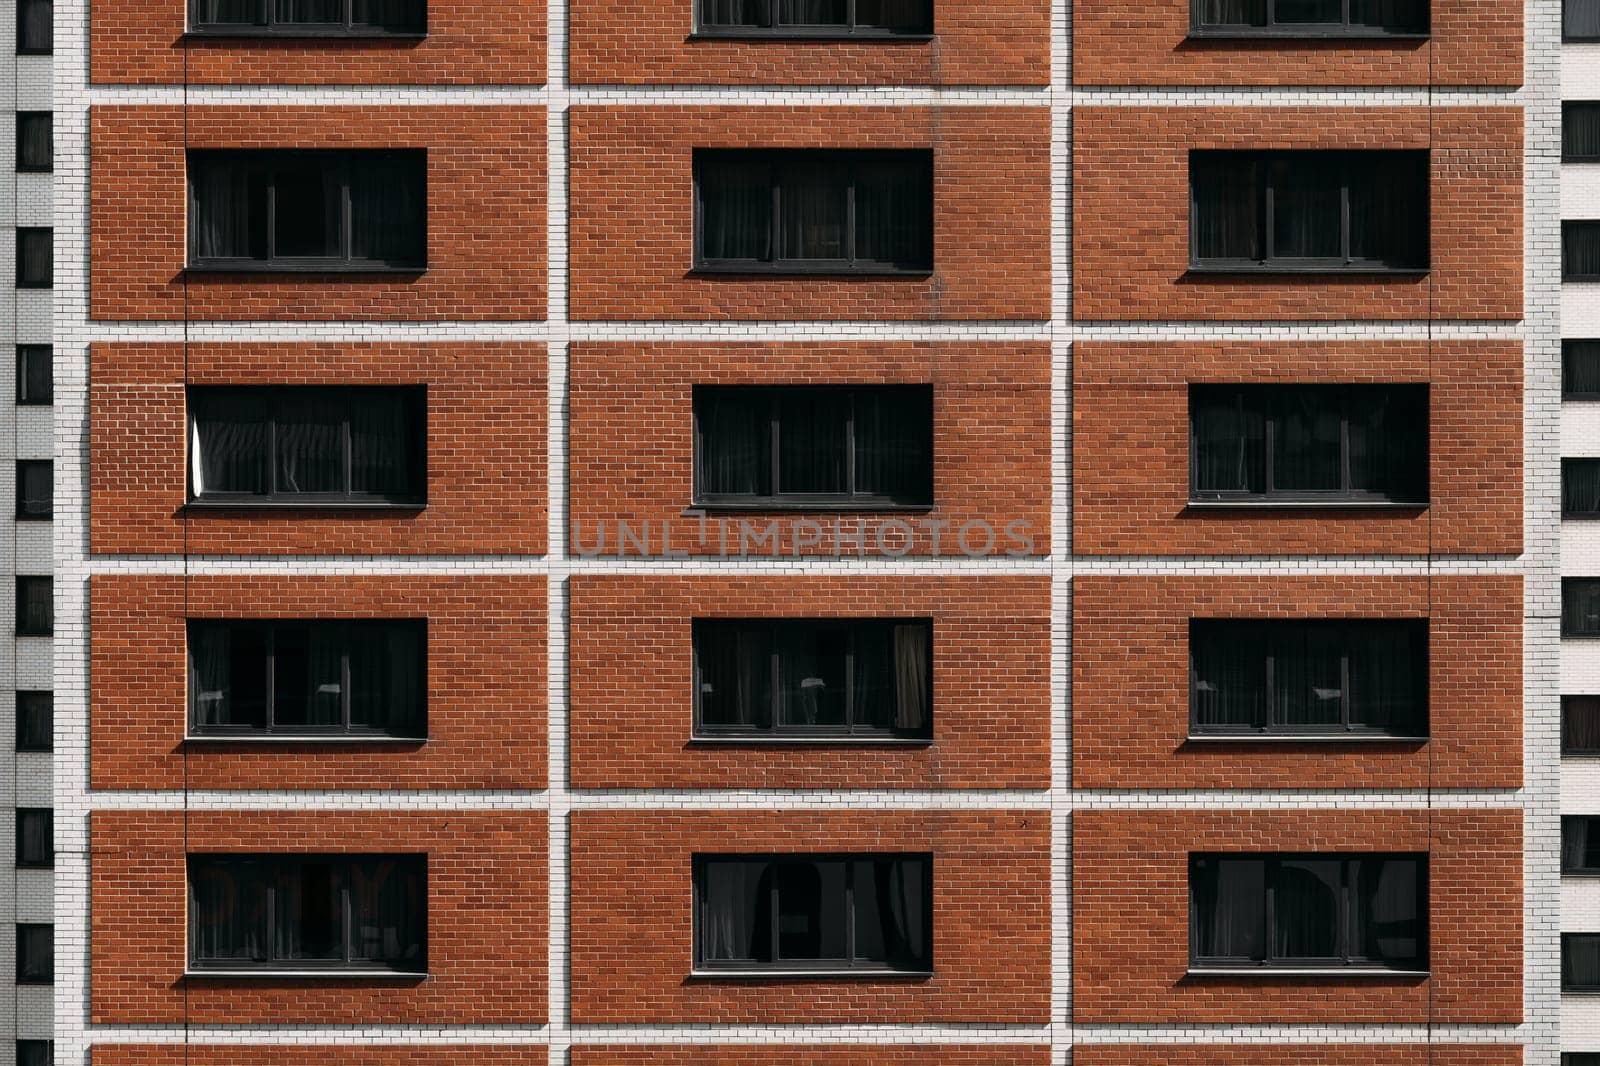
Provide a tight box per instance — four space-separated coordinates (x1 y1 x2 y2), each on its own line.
15 925 50 983
1348 0 1427 31
1568 460 1600 516
1191 389 1266 495
1196 0 1268 24
1353 857 1423 966
1569 222 1600 279
1268 156 1341 259
16 809 50 868
780 162 848 261
272 159 342 259
276 393 345 494
777 391 849 495
1274 0 1341 21
190 860 268 962
16 692 51 752
347 623 424 735
1568 696 1600 754
1271 390 1342 492
189 623 270 730
195 0 262 23
852 856 929 968
701 0 768 24
1564 816 1600 873
1345 622 1426 734
1191 154 1258 261
347 856 426 966
1569 103 1600 160
773 859 846 961
697 623 773 731
16 577 50 636
854 0 931 29
16 228 51 288
1191 622 1268 730
776 624 848 728
272 625 343 728
850 623 896 731
17 1042 52 1066
191 156 269 260
1566 579 1600 637
701 158 772 261
350 0 425 28
17 113 51 172
17 461 50 519
1346 386 1427 499
1568 935 1600 990
700 858 767 963
1271 625 1344 729
17 0 51 52
1270 858 1341 960
273 859 344 961
854 159 932 267
273 0 343 22
698 391 771 497
1190 856 1266 960
1571 0 1600 38
349 392 414 496
1348 154 1428 267
778 0 847 23
1567 341 1600 396
853 388 932 501
17 346 50 405
349 154 426 265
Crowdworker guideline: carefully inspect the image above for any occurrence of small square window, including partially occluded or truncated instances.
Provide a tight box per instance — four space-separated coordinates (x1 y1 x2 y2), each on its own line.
15 809 49 869
16 113 50 174
17 346 50 406
17 0 50 54
16 692 51 752
17 1042 52 1066
15 924 50 984
16 577 50 637
16 229 50 289
1567 341 1600 400
17 461 50 521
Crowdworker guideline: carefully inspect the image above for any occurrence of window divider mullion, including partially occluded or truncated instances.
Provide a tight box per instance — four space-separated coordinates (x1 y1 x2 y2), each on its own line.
844 627 856 731
265 625 276 732
770 161 781 264
770 869 781 963
1260 159 1272 262
1265 642 1275 730
846 162 857 267
1263 859 1276 964
266 168 278 263
342 625 353 733
844 860 856 965
769 394 782 501
1341 159 1352 264
770 625 782 733
845 390 857 497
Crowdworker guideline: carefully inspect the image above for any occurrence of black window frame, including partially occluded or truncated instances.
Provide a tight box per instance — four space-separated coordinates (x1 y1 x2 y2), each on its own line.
1568 222 1600 281
1188 383 1429 506
16 228 50 289
16 345 49 407
15 577 50 637
1188 0 1428 38
1566 815 1600 875
187 0 427 37
16 0 50 55
1565 1057 1600 1066
1569 103 1600 163
186 618 428 740
15 924 50 984
1566 579 1600 638
1188 618 1429 739
1568 341 1600 400
693 0 933 38
1569 696 1600 756
186 149 428 274
1569 933 1600 992
691 617 933 742
1567 458 1600 518
187 386 428 508
692 385 934 510
693 148 934 276
15 809 50 870
15 691 50 753
1570 0 1600 40
186 853 428 975
1188 852 1429 973
16 112 50 174
692 852 933 974
17 1041 52 1066
16 460 49 521
1188 149 1430 274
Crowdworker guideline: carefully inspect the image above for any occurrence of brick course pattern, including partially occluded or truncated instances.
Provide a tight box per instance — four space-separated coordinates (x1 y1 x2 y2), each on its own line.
1072 0 1521 86
568 342 1050 557
568 106 1051 321
90 106 547 321
1072 340 1523 556
567 575 1051 789
568 810 1051 1023
1072 808 1523 1025
1072 107 1523 321
89 810 549 1024
90 0 546 85
572 1049 1050 1066
568 0 1049 85
1073 1047 1521 1066
88 342 548 556
94 1049 548 1066
1072 575 1523 790
89 575 547 791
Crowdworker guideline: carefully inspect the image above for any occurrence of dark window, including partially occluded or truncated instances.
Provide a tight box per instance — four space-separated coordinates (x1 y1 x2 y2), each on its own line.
1570 104 1600 163
694 853 931 973
1567 579 1600 638
17 0 50 53
1190 619 1428 738
694 386 933 509
1569 933 1600 992
1570 0 1600 40
1569 222 1600 281
188 150 427 271
15 809 49 869
188 619 426 738
16 345 49 406
15 925 50 984
1189 384 1428 505
1569 697 1600 755
1565 1057 1600 1066
695 149 933 275
188 854 427 973
1568 341 1600 399
188 387 426 506
1190 0 1427 35
1568 460 1600 517
189 0 426 34
1567 816 1600 874
17 1042 52 1066
696 0 932 36
16 113 50 173
16 461 49 520
1189 150 1429 273
16 229 49 289
693 618 931 740
1190 853 1427 972
15 692 50 752
16 577 50 637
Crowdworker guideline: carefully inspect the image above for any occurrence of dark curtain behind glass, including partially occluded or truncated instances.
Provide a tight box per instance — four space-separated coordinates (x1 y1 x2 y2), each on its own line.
1567 696 1600 752
779 0 847 23
1195 0 1267 24
197 0 263 22
1270 859 1340 960
1347 153 1428 267
1565 816 1600 872
855 0 932 30
188 623 271 729
1353 857 1423 967
190 156 267 260
1268 156 1341 259
1347 386 1428 500
701 0 768 24
1275 0 1341 20
347 623 424 735
1191 390 1266 495
780 161 847 261
1191 154 1259 261
1191 621 1268 729
854 159 932 268
1271 389 1342 492
1569 935 1600 989
1272 624 1343 728
776 624 847 727
699 858 762 962
1349 0 1428 31
17 810 50 866
17 114 50 171
190 860 269 962
1190 856 1266 960
1345 621 1425 734
16 925 50 982
698 391 770 497
892 623 930 731
1569 223 1600 278
17 229 51 288
270 160 342 259
350 154 426 265
351 0 426 30
853 857 929 969
1569 104 1600 159
17 578 51 635
273 859 343 961
1571 0 1600 38
347 856 426 966
697 623 773 730
854 388 932 502
349 392 415 496
777 391 848 494
276 394 344 495
18 0 51 51
701 157 772 261
193 394 269 495
273 0 342 22
1567 460 1600 515
1568 342 1600 396
18 346 50 405
1566 580 1600 636
16 692 51 752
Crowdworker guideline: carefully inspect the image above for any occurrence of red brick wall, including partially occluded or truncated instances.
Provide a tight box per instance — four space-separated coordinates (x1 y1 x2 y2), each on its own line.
90 106 547 321
1072 575 1522 790
568 342 1049 557
95 1049 547 1066
89 575 547 791
567 575 1051 789
569 0 1050 85
1072 340 1523 556
1073 1047 1521 1066
568 810 1051 1023
572 1049 1050 1066
90 810 549 1024
568 106 1051 321
1072 808 1523 1025
1073 0 1521 86
1073 107 1522 321
91 0 546 84
89 342 547 556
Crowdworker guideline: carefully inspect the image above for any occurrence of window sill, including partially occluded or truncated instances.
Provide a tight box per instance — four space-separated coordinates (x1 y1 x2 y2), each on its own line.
691 264 933 278
182 28 427 39
184 734 427 745
1185 733 1428 744
1186 264 1429 277
690 968 932 979
690 735 933 747
687 30 934 41
685 502 935 515
184 499 427 512
1185 499 1428 510
1185 28 1429 40
184 262 426 276
1186 967 1429 978
184 969 427 979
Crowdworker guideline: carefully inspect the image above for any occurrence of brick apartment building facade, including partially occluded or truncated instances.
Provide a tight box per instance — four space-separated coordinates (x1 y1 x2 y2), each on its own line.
17 2 1566 1066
